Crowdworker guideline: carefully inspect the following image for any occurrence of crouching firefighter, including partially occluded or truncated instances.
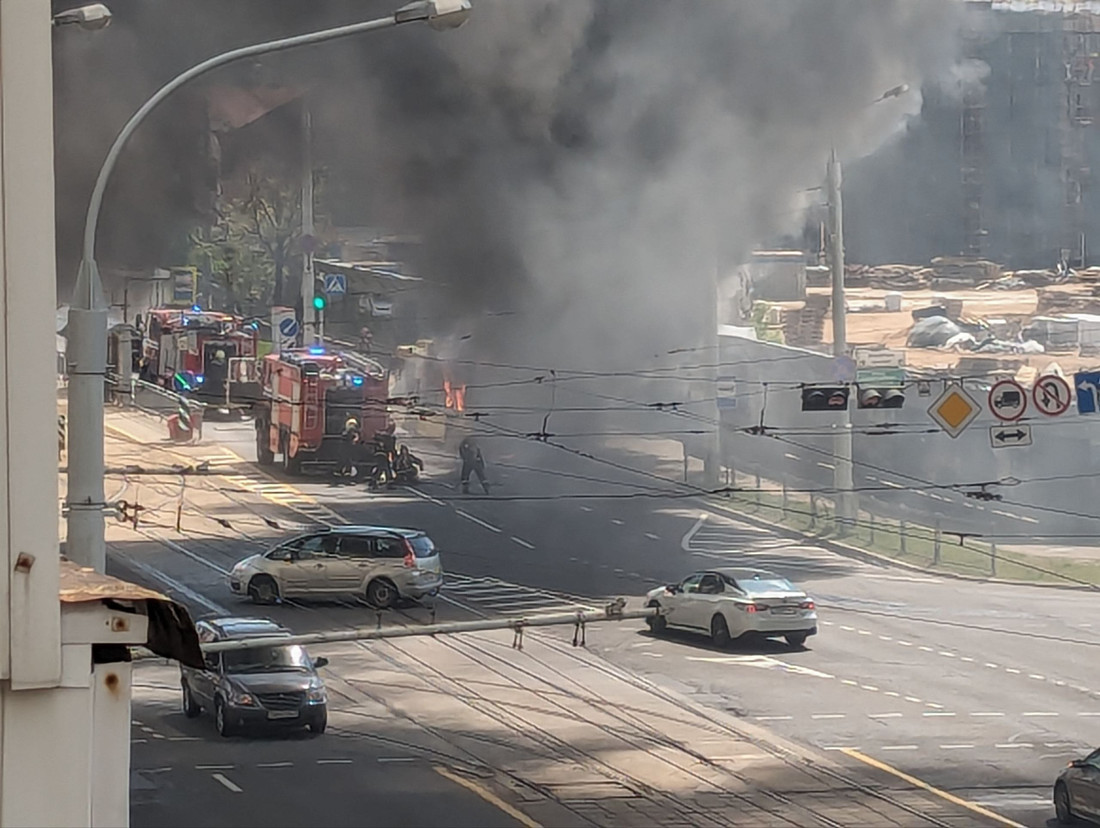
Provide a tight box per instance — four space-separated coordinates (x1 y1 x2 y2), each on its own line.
393 444 424 484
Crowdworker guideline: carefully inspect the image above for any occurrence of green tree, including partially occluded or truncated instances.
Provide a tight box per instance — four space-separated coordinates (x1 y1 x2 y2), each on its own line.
188 164 305 311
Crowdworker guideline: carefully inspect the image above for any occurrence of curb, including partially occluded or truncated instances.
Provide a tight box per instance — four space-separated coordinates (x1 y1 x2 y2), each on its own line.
699 495 1099 593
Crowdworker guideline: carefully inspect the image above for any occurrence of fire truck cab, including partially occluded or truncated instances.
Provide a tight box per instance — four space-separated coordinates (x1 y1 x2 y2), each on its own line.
142 308 261 410
254 348 390 474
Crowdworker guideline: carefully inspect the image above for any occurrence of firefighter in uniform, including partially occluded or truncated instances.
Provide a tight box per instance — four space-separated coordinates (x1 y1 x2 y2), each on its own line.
393 444 424 484
339 417 360 480
458 436 490 494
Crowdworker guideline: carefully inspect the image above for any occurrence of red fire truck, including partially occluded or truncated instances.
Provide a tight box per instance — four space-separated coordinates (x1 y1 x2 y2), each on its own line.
141 308 261 409
254 347 390 473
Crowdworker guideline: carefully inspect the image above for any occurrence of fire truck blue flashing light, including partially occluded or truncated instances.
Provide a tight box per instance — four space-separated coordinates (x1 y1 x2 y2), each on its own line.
352 375 364 387
308 346 325 356
192 304 202 312
195 375 204 384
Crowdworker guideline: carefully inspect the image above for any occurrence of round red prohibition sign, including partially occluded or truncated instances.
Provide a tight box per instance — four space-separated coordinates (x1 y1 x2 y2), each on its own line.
1032 375 1072 416
988 379 1027 421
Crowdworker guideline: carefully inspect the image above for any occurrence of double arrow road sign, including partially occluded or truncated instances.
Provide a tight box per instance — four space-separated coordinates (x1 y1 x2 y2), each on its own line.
989 424 1032 448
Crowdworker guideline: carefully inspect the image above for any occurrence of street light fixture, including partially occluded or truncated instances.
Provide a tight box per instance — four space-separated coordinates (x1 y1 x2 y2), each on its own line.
52 3 112 30
65 0 473 572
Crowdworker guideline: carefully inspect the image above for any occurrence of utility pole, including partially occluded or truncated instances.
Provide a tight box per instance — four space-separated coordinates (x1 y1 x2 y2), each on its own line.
300 99 316 346
826 149 856 534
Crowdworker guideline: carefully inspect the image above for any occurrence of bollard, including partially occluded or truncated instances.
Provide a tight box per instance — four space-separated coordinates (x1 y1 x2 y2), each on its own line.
869 513 876 544
990 542 997 577
900 520 907 555
755 473 761 510
781 483 788 520
810 494 817 529
933 520 942 566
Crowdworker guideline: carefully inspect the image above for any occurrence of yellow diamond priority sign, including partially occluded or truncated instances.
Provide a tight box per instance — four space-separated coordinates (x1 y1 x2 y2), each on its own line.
928 382 981 439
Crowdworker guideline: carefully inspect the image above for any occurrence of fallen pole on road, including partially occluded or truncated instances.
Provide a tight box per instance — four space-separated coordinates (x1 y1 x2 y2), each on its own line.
203 599 658 653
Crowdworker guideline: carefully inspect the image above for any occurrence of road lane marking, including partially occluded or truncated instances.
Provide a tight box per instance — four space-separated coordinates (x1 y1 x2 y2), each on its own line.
811 714 845 720
434 765 541 828
510 536 535 550
784 453 799 460
211 773 242 793
404 486 445 507
817 462 835 470
857 630 872 637
841 679 858 686
938 651 955 658
971 712 1005 717
1022 712 1058 717
925 703 944 709
842 748 1025 828
1028 674 1045 680
1005 668 1021 674
840 626 855 632
939 744 975 750
1079 712 1100 716
681 514 708 551
860 685 879 692
316 759 353 765
897 640 913 646
985 663 999 668
645 533 660 540
754 715 794 721
880 745 918 751
883 691 900 698
918 646 934 652
882 480 904 488
580 506 593 512
995 743 1032 749
454 509 501 533
904 697 922 704
923 712 956 717
196 765 234 770
257 762 293 768
610 519 624 526
119 555 229 615
377 757 416 763
868 713 903 719
878 635 892 641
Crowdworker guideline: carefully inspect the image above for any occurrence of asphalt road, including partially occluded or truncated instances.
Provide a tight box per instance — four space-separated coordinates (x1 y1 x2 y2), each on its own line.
115 413 1100 828
129 668 522 828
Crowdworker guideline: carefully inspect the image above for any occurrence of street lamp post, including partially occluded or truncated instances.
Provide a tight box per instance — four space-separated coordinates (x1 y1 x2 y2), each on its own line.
65 0 471 571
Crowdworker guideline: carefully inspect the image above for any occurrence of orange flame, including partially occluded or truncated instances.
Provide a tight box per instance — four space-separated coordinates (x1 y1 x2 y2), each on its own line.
443 379 467 412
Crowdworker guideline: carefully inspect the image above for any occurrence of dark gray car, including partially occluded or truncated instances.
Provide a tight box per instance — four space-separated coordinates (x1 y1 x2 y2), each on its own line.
181 617 329 737
1055 746 1100 824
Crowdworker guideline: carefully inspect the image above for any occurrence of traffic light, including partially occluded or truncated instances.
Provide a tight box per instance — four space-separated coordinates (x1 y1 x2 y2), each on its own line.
312 294 326 311
801 386 850 412
856 386 905 409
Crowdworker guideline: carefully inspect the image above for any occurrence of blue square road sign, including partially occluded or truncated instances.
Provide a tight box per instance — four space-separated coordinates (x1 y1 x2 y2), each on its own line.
322 273 347 296
1075 371 1100 414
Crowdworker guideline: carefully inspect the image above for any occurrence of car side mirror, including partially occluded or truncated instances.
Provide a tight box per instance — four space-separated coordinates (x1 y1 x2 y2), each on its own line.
666 584 680 594
1071 759 1087 768
313 657 329 669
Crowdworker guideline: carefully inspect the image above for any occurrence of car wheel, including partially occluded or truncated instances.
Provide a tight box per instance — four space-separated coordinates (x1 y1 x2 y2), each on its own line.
366 578 397 609
1054 782 1074 825
645 601 667 634
710 614 731 648
786 633 809 649
248 575 279 605
214 697 235 738
181 680 201 718
308 710 327 735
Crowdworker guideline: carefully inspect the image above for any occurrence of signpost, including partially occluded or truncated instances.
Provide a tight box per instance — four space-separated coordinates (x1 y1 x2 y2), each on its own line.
989 424 1032 448
928 382 981 438
1075 370 1100 414
1032 374 1072 416
988 378 1027 421
716 376 737 410
853 347 905 369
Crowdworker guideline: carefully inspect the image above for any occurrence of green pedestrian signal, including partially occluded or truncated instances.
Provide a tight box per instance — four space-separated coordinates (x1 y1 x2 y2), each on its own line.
313 295 326 311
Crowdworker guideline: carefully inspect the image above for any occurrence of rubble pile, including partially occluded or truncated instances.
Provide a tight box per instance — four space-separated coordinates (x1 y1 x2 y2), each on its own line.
782 294 830 348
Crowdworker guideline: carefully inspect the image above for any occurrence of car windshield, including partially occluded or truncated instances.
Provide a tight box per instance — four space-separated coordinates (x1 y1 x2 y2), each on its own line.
222 643 312 674
408 535 437 558
730 576 797 594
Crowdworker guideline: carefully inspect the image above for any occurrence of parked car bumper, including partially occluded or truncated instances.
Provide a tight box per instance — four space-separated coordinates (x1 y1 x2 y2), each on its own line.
402 572 444 599
227 703 326 730
742 625 818 640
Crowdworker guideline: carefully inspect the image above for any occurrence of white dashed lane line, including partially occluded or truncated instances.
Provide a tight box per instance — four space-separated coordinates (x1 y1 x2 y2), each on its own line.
645 532 660 540
510 536 535 550
211 773 242 793
453 509 501 533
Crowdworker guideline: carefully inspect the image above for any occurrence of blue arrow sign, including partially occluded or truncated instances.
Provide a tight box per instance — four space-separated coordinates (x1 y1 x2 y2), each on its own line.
278 318 299 338
1075 370 1100 414
323 273 346 295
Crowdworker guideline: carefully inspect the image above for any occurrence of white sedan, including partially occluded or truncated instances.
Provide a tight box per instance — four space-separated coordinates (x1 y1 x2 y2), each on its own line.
644 568 818 648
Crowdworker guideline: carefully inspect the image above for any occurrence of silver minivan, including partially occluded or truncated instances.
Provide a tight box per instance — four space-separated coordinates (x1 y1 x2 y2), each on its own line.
228 526 444 608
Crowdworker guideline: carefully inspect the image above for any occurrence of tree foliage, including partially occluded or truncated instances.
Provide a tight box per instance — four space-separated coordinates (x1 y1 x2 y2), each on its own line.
188 164 307 312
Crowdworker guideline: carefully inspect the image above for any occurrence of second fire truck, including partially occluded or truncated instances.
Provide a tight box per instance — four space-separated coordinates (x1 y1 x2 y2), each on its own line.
254 347 390 474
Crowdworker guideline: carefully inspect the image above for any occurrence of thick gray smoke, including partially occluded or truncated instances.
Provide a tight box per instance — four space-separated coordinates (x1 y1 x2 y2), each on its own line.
55 0 968 371
315 0 967 372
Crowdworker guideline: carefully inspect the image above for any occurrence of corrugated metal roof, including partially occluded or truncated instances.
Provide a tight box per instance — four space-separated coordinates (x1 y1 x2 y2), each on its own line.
60 558 167 604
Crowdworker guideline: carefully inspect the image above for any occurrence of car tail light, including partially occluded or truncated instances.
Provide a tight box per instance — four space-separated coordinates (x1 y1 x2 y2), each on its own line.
800 600 815 610
753 603 770 612
742 603 759 613
402 541 415 568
